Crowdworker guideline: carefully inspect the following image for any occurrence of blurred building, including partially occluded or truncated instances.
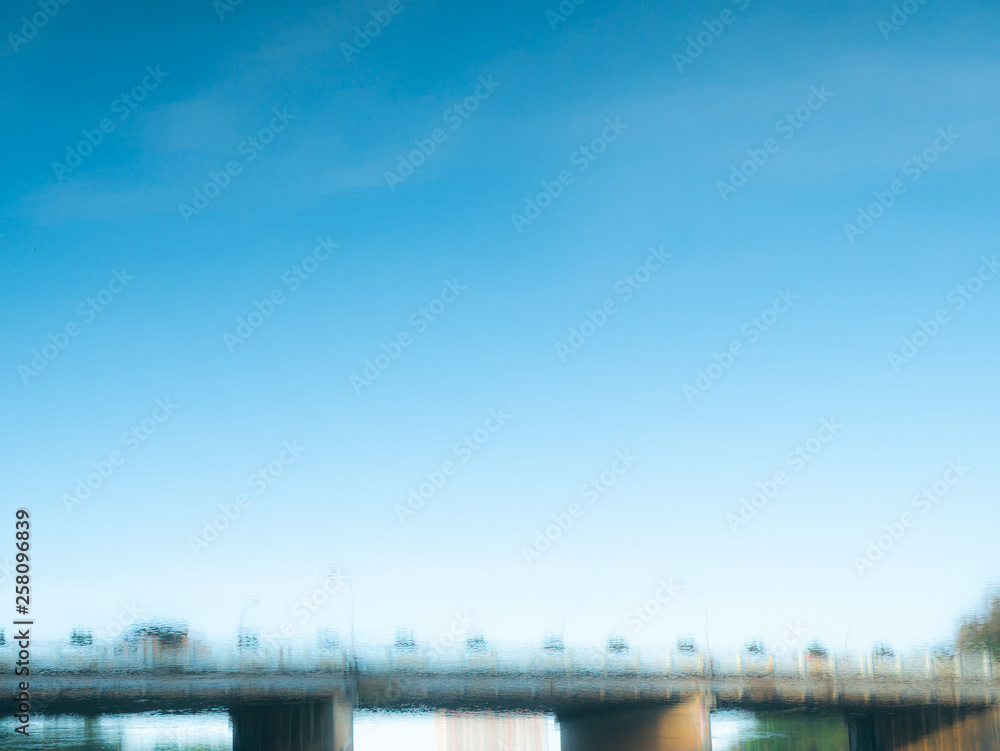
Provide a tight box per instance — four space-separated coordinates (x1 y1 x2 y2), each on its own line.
116 622 206 668
435 711 548 751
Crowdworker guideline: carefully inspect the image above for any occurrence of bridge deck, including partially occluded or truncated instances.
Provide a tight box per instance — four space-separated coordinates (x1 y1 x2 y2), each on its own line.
8 668 999 715
6 643 997 715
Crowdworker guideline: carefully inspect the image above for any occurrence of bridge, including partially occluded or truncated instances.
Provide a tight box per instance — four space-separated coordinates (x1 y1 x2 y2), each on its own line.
7 639 1000 750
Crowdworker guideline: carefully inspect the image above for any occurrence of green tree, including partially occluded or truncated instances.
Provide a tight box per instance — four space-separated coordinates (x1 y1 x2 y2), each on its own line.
957 590 1000 659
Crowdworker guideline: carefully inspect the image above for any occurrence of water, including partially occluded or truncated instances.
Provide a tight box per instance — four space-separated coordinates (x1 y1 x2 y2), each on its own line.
0 710 851 750
712 711 848 750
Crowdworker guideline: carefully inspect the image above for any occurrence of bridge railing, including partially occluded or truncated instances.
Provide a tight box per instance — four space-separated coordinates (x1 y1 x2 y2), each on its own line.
8 640 998 684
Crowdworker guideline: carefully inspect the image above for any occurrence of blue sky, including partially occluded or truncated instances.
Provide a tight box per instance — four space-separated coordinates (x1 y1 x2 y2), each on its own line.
1 0 999 654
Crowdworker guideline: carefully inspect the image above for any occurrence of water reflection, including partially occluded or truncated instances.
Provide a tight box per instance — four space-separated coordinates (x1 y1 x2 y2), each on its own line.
2 708 985 750
0 712 231 750
0 711 559 750
711 710 848 750
435 711 552 750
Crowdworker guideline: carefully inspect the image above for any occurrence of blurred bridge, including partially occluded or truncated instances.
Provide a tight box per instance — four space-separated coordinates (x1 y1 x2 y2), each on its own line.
6 639 1000 750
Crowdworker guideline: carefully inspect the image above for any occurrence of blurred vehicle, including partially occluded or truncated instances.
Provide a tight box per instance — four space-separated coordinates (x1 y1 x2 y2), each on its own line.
237 629 260 652
607 634 630 654
873 642 894 659
317 629 339 651
542 634 565 652
394 627 416 651
677 636 698 654
805 640 830 670
69 628 94 647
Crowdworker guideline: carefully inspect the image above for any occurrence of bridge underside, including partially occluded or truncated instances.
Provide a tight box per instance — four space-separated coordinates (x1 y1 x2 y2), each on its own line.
557 697 711 751
231 699 353 751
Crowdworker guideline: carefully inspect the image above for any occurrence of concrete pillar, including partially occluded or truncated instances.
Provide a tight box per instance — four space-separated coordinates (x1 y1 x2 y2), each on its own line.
231 699 353 751
558 696 711 751
848 705 1000 751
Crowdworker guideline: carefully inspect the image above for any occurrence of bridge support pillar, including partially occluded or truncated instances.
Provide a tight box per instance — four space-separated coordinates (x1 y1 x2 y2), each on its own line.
558 696 711 751
231 698 353 751
848 705 1000 750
